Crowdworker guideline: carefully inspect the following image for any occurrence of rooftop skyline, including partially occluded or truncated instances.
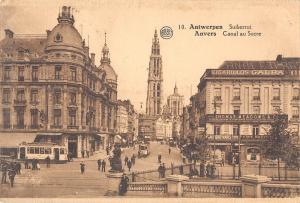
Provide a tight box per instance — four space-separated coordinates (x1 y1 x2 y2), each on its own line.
0 0 299 111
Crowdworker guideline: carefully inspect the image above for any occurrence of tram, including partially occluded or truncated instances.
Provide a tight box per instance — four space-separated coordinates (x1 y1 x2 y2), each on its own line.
17 142 68 162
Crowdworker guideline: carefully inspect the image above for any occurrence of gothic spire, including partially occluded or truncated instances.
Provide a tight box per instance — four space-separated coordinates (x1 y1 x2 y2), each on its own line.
152 29 160 55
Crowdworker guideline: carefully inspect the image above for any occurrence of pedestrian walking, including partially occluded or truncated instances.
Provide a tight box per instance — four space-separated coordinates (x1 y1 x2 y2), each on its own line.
24 160 29 169
106 146 110 155
45 156 50 168
158 154 162 163
81 150 85 158
16 162 21 174
200 162 205 177
179 165 184 175
206 163 211 178
127 160 132 172
162 163 166 178
124 156 128 166
131 154 136 166
158 164 163 178
97 159 102 171
101 160 106 172
171 162 174 175
32 159 35 170
8 168 16 187
86 150 90 158
168 148 171 154
1 163 7 184
80 162 85 174
36 161 41 170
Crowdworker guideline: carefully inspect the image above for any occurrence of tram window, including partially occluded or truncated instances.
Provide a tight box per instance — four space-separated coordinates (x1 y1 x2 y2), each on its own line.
45 148 51 154
34 147 40 154
40 147 45 154
29 147 35 154
60 148 65 154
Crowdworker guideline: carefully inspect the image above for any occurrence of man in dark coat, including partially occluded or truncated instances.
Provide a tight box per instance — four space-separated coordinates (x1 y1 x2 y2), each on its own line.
162 163 166 178
158 164 163 178
124 156 128 166
200 162 205 177
97 159 102 171
45 156 50 168
101 160 106 172
8 168 16 187
16 162 21 174
80 162 85 174
1 163 7 184
127 160 132 172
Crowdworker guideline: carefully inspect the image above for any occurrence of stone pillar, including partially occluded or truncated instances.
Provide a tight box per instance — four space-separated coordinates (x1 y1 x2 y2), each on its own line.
240 175 271 198
166 175 189 197
105 172 123 196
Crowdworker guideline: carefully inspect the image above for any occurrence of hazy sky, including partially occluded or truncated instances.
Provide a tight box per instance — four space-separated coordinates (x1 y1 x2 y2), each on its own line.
0 0 299 112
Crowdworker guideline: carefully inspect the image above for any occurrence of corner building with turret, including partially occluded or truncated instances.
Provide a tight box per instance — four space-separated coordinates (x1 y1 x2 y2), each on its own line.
0 6 118 158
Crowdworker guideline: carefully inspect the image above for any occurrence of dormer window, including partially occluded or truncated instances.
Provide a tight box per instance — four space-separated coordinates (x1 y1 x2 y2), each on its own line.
54 33 63 42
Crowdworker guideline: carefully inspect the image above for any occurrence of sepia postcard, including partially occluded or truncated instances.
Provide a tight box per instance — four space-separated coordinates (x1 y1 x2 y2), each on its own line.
0 0 299 202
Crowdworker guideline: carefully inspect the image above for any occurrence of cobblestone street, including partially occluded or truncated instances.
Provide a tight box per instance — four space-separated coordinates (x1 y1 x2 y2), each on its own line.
0 142 182 197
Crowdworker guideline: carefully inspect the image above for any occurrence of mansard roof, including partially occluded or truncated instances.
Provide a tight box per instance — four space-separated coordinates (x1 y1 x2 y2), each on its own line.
0 36 47 58
219 56 300 70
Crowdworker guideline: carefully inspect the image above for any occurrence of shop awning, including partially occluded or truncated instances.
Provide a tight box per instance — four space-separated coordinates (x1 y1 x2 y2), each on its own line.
37 133 62 136
97 134 106 138
0 133 37 148
115 135 122 140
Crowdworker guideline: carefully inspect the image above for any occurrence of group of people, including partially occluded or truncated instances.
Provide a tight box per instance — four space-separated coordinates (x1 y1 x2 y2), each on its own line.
97 159 106 172
124 154 136 172
158 163 166 178
81 150 92 158
199 162 216 178
1 160 18 187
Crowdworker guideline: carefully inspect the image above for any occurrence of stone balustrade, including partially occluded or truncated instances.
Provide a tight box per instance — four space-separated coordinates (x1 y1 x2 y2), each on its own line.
262 183 300 198
182 182 242 197
107 173 300 198
126 182 167 196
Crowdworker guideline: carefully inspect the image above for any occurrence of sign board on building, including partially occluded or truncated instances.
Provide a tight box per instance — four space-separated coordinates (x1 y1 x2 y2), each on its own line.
206 114 288 124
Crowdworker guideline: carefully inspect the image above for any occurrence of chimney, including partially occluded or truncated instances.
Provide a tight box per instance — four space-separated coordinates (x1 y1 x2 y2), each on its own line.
91 53 95 66
46 30 51 37
4 29 14 39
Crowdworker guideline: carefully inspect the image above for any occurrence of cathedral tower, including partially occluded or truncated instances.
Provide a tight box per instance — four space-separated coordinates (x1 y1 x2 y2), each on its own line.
146 30 163 116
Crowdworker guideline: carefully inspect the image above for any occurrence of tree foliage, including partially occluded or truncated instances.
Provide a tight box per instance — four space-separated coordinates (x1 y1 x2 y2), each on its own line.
262 111 299 178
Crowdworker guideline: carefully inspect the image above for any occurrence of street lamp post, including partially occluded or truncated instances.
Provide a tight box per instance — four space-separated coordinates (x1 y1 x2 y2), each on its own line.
238 129 241 178
213 99 217 165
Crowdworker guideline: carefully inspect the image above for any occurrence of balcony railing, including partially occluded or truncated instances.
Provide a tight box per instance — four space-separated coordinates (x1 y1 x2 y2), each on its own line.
272 96 280 101
30 125 39 129
292 115 299 119
67 125 79 129
15 124 26 129
50 125 62 129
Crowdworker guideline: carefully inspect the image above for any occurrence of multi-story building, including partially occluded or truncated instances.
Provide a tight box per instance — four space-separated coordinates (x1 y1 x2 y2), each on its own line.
116 99 138 144
0 6 118 157
116 101 128 134
195 55 300 163
166 84 184 117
